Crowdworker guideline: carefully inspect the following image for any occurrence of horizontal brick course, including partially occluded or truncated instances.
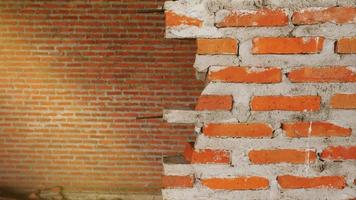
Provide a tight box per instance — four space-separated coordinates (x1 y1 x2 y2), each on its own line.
217 8 288 27
292 7 356 25
282 121 351 137
277 175 346 189
321 146 356 161
336 37 356 54
197 38 238 55
203 123 273 138
162 175 194 189
202 177 269 190
248 149 317 164
251 96 321 111
208 67 282 83
195 95 233 111
191 149 230 164
288 66 356 83
165 11 202 27
330 93 356 109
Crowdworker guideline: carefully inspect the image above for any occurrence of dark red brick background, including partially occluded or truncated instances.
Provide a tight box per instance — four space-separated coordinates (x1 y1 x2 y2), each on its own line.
0 0 203 194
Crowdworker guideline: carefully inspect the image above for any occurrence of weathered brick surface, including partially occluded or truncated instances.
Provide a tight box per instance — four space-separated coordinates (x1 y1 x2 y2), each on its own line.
203 123 273 138
208 67 282 83
282 121 352 137
292 7 356 25
162 1 356 199
277 175 346 189
197 38 238 55
217 8 288 27
321 146 356 161
251 96 321 111
336 37 356 54
248 149 317 164
288 67 356 82
162 175 194 189
330 94 356 109
252 37 324 54
202 177 269 190
165 11 202 27
195 95 233 111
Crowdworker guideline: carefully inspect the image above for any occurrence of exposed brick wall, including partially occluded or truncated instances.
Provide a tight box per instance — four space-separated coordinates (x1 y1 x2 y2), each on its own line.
0 0 204 194
162 1 356 199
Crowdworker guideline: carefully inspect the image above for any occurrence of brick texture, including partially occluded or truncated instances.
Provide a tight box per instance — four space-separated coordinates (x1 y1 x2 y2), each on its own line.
195 95 233 111
252 37 324 54
288 66 356 83
248 149 317 164
0 0 204 194
197 38 238 55
203 123 273 138
165 11 202 27
277 175 346 189
162 175 194 189
191 149 230 164
321 146 356 161
336 37 356 54
202 177 269 190
330 93 356 109
216 8 288 27
292 7 356 25
251 96 321 111
208 67 282 83
282 121 351 137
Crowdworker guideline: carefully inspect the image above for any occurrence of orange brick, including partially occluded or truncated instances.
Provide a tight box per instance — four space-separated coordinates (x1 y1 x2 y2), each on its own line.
251 96 321 111
292 7 356 25
208 67 282 83
195 95 233 111
282 121 351 137
330 93 356 109
183 142 194 162
162 175 194 189
248 149 317 164
321 146 356 161
203 123 272 138
252 37 324 54
197 38 238 55
336 37 356 54
202 176 269 190
217 8 288 27
277 175 346 189
191 149 230 164
288 66 356 82
165 11 202 27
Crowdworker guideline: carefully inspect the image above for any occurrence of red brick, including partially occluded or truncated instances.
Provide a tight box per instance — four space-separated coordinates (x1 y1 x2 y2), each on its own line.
252 37 324 54
197 38 238 55
277 175 346 189
183 142 194 162
288 66 356 82
195 95 233 111
330 93 356 109
165 11 202 27
321 146 356 161
203 123 272 138
208 67 282 83
162 175 194 189
217 8 288 27
251 96 321 111
202 176 269 190
336 37 356 54
191 149 230 164
292 7 356 25
248 149 317 164
282 121 351 137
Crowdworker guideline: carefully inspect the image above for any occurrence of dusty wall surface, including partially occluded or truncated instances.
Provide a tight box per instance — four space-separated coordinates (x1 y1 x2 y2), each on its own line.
162 0 356 199
0 0 204 196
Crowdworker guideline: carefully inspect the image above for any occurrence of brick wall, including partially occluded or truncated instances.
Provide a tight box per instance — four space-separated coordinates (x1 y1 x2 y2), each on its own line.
0 0 204 195
162 0 356 199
